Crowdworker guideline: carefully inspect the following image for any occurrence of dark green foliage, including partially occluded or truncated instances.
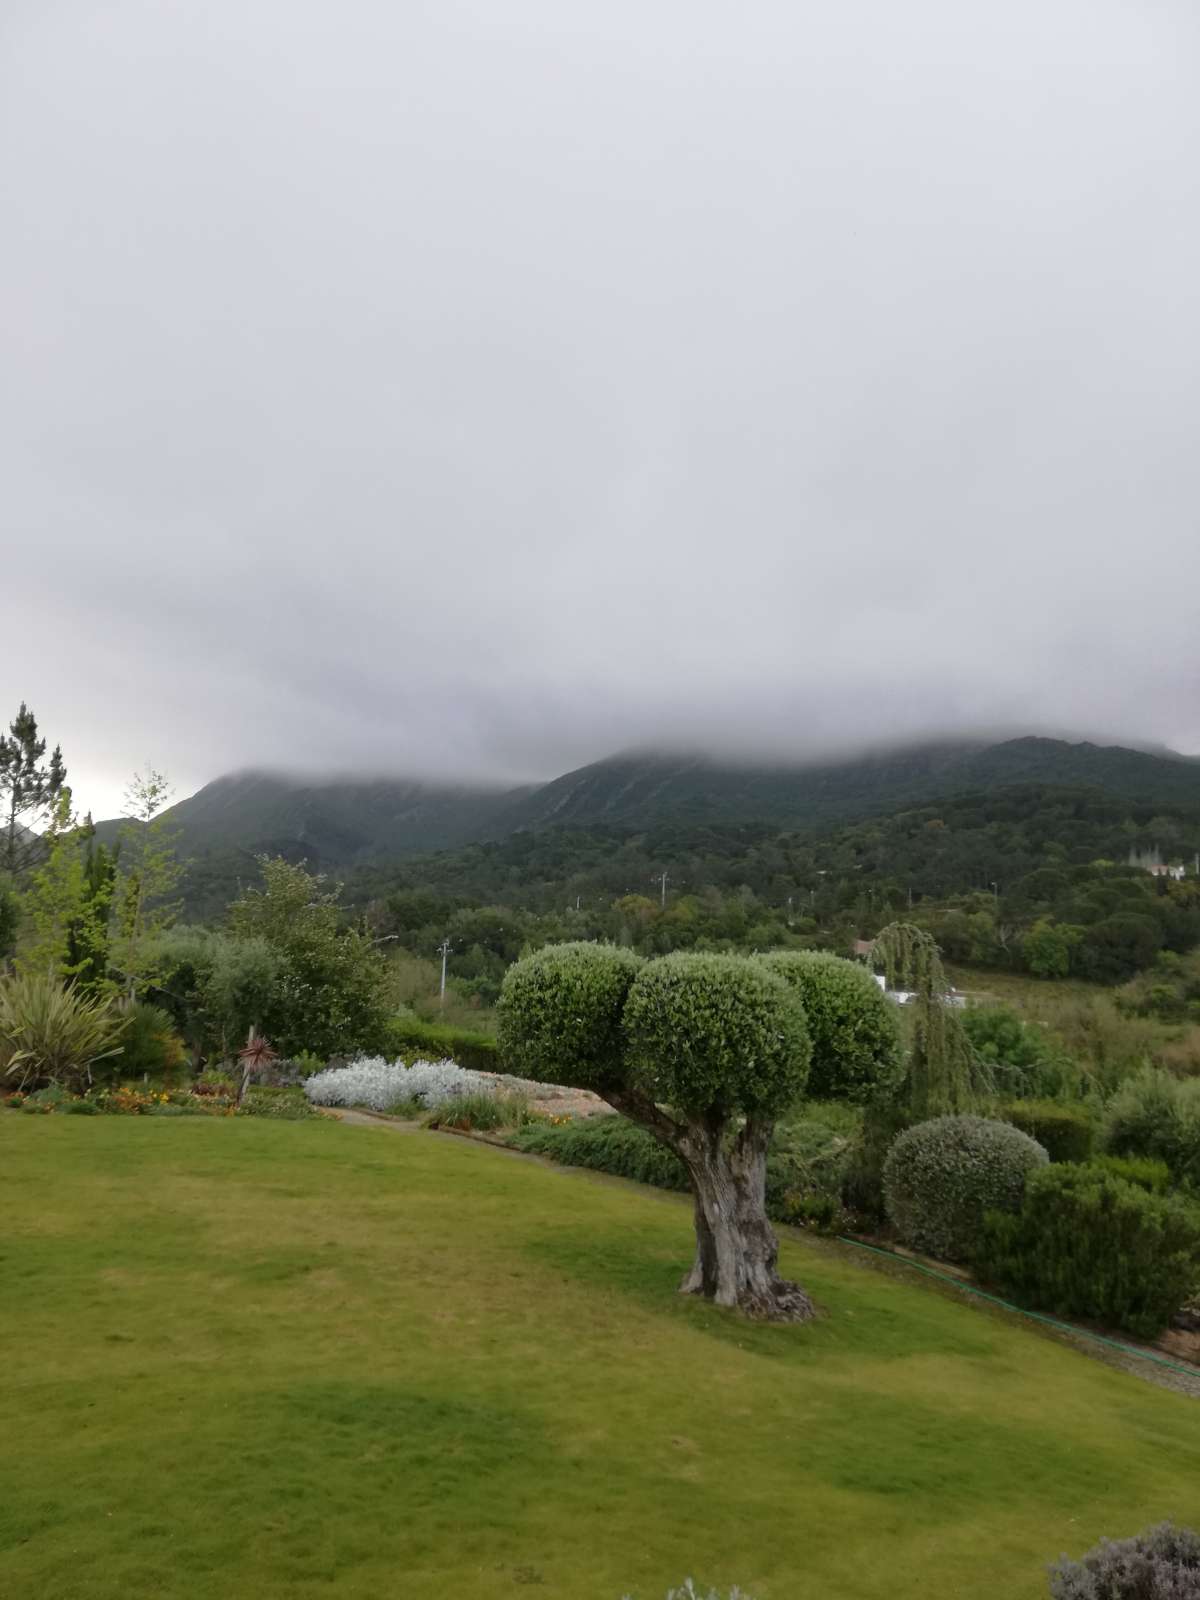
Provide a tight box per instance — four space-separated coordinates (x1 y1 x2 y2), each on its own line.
65 824 116 991
843 1097 915 1223
883 1114 1049 1261
962 1006 1071 1099
0 882 17 961
497 942 642 1091
622 952 810 1117
1001 1100 1094 1164
378 1014 500 1074
1102 1068 1200 1187
227 859 390 1059
1048 1522 1200 1599
510 1115 690 1190
757 950 901 1102
1087 1153 1171 1193
510 1111 855 1231
110 1002 186 1081
976 1164 1200 1339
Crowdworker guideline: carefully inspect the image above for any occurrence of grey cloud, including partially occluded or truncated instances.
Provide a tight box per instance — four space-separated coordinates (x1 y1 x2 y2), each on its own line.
3 0 1199 818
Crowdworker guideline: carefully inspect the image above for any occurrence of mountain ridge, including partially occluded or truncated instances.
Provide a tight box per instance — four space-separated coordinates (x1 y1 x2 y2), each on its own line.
97 734 1200 879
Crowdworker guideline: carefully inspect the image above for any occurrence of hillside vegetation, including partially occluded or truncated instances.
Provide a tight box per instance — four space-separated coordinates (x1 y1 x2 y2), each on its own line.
115 736 1200 920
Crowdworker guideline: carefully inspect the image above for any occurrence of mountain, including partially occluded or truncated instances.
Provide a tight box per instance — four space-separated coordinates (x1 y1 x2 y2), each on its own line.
493 736 1200 838
97 770 528 871
101 736 1200 901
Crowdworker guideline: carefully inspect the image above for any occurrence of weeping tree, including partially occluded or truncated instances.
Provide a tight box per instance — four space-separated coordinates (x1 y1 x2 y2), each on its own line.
871 921 981 1119
498 942 900 1322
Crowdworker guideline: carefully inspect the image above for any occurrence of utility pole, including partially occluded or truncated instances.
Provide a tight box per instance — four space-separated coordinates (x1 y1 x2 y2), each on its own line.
653 870 669 909
437 938 451 1007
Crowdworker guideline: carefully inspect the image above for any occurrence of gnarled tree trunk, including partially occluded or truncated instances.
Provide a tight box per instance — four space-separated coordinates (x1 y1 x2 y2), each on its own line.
611 1094 815 1323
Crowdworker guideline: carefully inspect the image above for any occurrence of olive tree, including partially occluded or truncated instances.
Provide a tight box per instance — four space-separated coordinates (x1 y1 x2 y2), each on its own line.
498 942 899 1322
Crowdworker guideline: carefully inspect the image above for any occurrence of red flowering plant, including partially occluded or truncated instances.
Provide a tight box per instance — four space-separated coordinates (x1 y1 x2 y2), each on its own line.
236 1032 278 1105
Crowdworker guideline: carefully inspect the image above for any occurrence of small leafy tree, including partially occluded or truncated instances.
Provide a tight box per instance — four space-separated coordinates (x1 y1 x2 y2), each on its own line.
112 770 183 999
499 943 899 1321
18 797 113 988
228 858 389 1058
0 703 66 877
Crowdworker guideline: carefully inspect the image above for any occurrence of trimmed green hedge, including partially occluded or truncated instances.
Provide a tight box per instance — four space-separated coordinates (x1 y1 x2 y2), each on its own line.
510 1116 688 1190
1001 1099 1094 1164
976 1163 1200 1339
378 1015 501 1074
509 1112 853 1232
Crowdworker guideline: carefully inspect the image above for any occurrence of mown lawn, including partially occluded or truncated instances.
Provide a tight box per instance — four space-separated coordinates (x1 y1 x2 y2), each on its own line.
1 1116 1196 1600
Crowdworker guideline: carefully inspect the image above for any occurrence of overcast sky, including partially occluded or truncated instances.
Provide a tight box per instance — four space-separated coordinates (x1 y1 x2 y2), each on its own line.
3 0 1199 820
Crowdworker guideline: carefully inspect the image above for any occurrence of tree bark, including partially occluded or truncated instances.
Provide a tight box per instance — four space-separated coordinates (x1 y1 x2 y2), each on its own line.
608 1092 815 1323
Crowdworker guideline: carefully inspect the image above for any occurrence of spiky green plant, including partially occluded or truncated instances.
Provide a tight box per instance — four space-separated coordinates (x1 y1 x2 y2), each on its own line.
0 971 127 1092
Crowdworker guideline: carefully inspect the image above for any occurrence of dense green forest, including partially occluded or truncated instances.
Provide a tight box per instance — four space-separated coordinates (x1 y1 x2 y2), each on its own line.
330 781 1200 1003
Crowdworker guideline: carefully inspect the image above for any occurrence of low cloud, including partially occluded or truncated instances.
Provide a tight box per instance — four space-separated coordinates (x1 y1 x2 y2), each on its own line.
3 0 1198 817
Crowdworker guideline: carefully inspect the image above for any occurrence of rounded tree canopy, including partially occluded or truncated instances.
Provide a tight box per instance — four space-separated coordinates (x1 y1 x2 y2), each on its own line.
623 951 811 1118
497 941 642 1091
757 949 902 1103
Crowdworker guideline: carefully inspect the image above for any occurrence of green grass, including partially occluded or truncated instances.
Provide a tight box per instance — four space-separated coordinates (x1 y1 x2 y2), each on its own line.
1 1118 1197 1600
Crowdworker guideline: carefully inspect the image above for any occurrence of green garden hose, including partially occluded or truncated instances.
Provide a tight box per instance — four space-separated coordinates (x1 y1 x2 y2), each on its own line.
835 1234 1200 1384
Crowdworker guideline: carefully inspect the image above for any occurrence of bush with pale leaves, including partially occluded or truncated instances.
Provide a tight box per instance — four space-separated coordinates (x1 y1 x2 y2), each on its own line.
303 1056 485 1112
622 1584 753 1600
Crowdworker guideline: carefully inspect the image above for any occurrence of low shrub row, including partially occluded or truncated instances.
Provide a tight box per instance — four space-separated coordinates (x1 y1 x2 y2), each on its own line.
3 1081 316 1119
1001 1099 1094 1164
377 1015 501 1074
511 1115 690 1191
509 1111 855 1230
976 1163 1200 1340
879 1112 1200 1335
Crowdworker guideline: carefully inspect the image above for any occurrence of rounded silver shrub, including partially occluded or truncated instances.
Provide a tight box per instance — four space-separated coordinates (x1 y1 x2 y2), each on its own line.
882 1114 1048 1261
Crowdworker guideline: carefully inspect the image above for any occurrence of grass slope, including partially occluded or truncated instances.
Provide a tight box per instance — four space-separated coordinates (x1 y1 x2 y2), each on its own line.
2 1117 1196 1600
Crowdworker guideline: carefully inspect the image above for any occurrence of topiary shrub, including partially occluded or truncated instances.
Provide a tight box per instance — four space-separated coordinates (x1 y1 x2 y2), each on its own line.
499 942 643 1092
976 1164 1200 1339
757 951 901 1102
883 1114 1049 1261
500 943 897 1321
623 952 810 1118
1048 1522 1200 1598
1002 1100 1095 1164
